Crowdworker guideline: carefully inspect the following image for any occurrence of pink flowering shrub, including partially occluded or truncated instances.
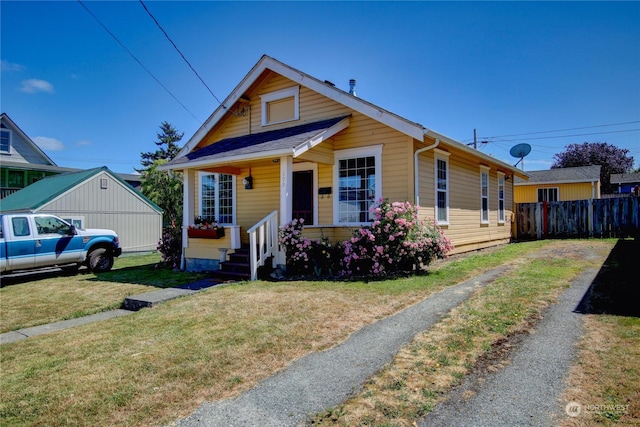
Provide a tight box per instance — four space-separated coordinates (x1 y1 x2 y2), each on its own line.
342 199 454 276
278 218 338 276
278 200 454 279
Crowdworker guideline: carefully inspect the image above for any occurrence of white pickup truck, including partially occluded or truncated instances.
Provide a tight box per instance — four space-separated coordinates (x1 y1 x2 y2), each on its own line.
0 213 122 274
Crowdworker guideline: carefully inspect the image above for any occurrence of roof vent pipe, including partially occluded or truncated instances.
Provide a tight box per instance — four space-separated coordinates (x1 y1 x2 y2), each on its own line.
349 79 356 96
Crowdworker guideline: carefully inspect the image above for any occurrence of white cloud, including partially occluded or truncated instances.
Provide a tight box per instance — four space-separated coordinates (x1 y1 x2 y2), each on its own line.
76 139 92 146
33 136 65 151
20 79 54 94
1 60 24 72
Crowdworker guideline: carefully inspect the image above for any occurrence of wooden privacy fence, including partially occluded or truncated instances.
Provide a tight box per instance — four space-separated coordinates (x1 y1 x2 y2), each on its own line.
516 197 640 240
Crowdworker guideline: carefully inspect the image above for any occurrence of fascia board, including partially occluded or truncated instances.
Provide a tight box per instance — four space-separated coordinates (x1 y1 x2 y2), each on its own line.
1 113 57 166
292 116 350 158
425 127 530 179
168 148 293 171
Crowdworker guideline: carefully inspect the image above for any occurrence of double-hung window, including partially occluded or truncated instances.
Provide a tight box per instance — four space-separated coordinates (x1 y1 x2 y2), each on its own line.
0 127 11 153
480 167 490 224
497 173 505 223
334 146 382 224
199 172 235 224
434 150 450 225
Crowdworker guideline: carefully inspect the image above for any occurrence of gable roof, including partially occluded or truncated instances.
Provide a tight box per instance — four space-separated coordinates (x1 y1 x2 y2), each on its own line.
610 172 640 184
514 165 601 185
163 55 526 178
0 112 57 166
0 166 162 213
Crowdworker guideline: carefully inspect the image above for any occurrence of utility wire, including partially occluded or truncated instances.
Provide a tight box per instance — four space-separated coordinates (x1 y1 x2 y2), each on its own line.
77 0 200 122
488 128 640 143
479 120 640 141
138 0 224 107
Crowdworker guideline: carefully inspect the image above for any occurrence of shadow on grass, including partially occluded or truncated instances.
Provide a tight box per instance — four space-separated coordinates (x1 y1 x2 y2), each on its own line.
575 238 639 317
87 263 209 288
0 267 93 287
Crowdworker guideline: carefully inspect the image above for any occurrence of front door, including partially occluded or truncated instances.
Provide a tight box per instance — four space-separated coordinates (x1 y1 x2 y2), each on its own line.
293 170 314 225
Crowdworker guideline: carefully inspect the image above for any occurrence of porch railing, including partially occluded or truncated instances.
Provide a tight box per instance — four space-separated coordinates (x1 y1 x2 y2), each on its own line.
247 210 279 280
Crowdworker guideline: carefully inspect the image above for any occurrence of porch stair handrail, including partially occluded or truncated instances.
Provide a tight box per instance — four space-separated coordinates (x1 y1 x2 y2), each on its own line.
246 210 279 280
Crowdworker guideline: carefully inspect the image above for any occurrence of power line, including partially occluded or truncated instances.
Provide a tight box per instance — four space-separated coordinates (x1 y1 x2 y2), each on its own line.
77 0 200 122
138 0 224 107
480 120 640 140
488 128 640 143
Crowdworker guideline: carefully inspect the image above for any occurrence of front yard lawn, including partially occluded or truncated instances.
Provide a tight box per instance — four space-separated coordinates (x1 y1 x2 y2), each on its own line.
0 253 207 333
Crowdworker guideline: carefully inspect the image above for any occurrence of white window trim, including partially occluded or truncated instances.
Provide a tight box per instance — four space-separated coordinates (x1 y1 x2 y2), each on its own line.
333 145 383 225
260 86 300 126
538 187 559 202
198 171 236 225
62 216 85 229
293 162 319 226
0 128 11 154
497 172 505 224
480 166 490 224
434 149 450 225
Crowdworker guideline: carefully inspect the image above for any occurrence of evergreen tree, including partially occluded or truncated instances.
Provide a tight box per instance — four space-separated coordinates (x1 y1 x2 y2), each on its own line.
137 121 183 170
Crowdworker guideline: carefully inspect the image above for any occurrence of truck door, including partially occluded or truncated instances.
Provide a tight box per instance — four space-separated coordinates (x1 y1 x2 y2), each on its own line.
6 216 36 270
33 216 84 266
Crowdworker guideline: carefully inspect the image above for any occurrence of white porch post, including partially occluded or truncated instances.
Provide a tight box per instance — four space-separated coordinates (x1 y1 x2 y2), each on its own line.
278 156 293 266
181 168 195 270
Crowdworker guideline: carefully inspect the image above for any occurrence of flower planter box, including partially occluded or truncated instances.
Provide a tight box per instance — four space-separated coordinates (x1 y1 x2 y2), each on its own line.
187 228 225 239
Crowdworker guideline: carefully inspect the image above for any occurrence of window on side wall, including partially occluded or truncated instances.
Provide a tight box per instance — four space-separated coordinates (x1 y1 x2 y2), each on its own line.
334 146 382 225
260 87 299 126
0 128 11 153
537 187 558 202
480 167 490 224
498 173 505 223
434 151 450 225
199 172 235 224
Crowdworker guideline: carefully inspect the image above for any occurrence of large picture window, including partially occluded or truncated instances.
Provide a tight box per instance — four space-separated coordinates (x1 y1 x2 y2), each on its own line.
434 150 450 225
199 172 235 224
334 146 382 224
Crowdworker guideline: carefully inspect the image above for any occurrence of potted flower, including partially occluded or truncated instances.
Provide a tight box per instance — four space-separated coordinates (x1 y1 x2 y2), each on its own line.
187 216 225 239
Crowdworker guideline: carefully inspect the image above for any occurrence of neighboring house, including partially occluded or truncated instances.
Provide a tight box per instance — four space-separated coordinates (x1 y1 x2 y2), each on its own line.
0 167 162 252
513 165 601 203
161 55 528 275
1 113 142 197
610 172 640 195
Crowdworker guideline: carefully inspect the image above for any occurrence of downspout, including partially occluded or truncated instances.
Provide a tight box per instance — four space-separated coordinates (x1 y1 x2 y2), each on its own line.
414 136 440 207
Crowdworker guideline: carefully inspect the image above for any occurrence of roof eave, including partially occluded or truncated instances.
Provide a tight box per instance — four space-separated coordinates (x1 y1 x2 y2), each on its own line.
161 148 294 172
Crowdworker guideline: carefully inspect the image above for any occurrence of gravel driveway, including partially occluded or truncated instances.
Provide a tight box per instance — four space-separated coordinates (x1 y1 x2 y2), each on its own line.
172 242 607 427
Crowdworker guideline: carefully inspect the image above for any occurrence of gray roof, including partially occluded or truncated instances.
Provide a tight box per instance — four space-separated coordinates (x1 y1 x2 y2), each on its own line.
168 115 350 166
514 165 601 185
610 172 640 184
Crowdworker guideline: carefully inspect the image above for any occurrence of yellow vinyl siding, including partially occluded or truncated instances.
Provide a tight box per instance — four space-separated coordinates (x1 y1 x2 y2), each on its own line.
415 144 513 254
514 182 596 203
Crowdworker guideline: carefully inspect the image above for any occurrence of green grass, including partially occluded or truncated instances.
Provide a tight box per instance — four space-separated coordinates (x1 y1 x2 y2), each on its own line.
0 240 620 427
0 252 207 333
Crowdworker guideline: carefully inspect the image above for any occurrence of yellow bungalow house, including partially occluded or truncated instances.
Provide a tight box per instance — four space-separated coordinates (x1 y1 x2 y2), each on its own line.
514 165 601 203
161 55 527 279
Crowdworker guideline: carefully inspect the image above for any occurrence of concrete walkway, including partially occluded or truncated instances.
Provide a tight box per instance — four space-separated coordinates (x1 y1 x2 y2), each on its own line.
0 278 220 345
173 265 515 427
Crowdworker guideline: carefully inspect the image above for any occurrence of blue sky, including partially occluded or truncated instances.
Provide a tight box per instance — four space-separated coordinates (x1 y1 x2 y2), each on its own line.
2 1 639 174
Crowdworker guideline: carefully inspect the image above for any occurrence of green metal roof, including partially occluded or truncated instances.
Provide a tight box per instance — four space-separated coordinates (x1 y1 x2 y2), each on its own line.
0 166 162 213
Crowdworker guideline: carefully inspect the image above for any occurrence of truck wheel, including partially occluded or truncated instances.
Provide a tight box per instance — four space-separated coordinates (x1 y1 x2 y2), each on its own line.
89 248 114 273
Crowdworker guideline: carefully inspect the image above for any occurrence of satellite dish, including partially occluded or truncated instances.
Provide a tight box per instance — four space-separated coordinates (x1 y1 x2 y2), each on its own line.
510 143 532 169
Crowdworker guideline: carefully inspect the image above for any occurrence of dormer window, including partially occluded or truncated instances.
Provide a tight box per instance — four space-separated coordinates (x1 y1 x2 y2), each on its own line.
260 86 299 126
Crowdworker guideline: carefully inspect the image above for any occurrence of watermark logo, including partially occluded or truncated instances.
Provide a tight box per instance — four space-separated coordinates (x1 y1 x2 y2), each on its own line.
565 401 582 417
